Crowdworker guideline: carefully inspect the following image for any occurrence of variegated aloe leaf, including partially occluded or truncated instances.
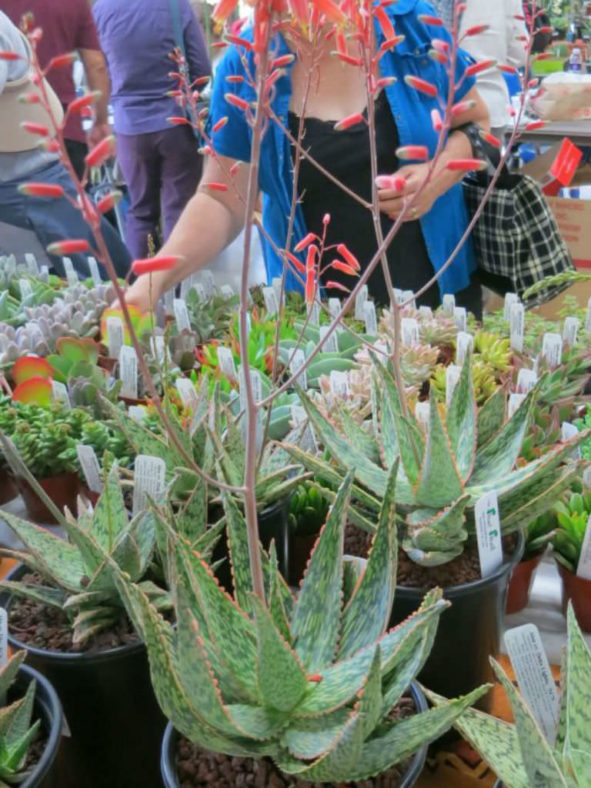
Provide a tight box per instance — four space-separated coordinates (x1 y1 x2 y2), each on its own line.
0 581 66 609
91 464 128 552
476 386 506 448
0 678 40 779
446 353 477 481
220 488 255 615
561 604 591 785
333 404 380 465
339 462 398 659
402 496 469 567
498 465 580 534
291 471 351 672
266 543 291 643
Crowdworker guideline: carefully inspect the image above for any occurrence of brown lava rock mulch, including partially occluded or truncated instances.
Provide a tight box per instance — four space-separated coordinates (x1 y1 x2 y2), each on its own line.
8 573 138 653
175 698 416 788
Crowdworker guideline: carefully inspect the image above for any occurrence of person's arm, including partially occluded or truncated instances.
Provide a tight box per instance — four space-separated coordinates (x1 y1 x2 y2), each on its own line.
80 48 110 144
124 154 250 312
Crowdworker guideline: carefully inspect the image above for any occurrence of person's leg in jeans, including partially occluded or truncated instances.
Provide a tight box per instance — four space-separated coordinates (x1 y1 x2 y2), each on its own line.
64 138 89 181
116 131 162 259
158 125 202 242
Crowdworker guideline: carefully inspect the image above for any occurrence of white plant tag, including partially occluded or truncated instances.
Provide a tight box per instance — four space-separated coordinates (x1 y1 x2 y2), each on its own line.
40 265 49 281
394 288 405 306
445 364 461 407
454 306 467 331
118 346 138 399
179 277 192 300
163 289 174 315
586 297 591 334
24 253 39 275
272 276 283 307
415 401 430 429
541 332 563 368
516 368 538 394
561 421 581 459
307 300 320 325
402 290 416 309
262 286 279 316
51 380 71 408
19 279 32 299
319 326 338 353
176 378 199 410
217 346 237 381
328 298 341 320
77 444 103 494
474 490 503 577
442 293 455 316
510 302 525 353
504 292 519 321
173 298 191 331
330 370 350 397
504 624 559 744
576 516 591 580
291 404 317 453
62 257 78 286
363 301 378 335
150 335 166 363
87 256 102 286
508 392 526 418
0 609 7 670
401 318 419 347
220 284 234 300
419 305 433 320
562 316 580 347
238 368 263 449
132 455 166 515
456 331 473 364
354 285 368 320
201 270 216 297
128 406 146 422
106 316 124 359
289 349 307 389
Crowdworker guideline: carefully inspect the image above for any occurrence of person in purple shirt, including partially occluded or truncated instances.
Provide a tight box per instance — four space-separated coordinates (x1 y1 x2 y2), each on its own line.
93 0 210 259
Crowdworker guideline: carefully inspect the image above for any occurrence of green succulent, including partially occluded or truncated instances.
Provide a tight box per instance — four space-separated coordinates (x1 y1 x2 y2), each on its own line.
473 331 512 374
0 464 169 646
289 482 330 536
553 490 591 574
104 470 489 782
430 604 591 788
285 354 589 567
431 359 499 406
0 651 42 786
574 410 591 462
185 289 239 342
522 511 556 562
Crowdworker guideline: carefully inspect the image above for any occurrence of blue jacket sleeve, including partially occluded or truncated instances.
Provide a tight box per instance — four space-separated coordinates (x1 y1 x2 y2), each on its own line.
207 47 252 163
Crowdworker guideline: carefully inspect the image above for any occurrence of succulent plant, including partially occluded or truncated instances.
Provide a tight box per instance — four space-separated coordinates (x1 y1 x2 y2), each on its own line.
431 604 591 788
104 470 488 781
288 482 330 536
553 490 591 574
0 650 42 785
521 510 556 562
574 409 591 461
185 289 239 342
285 354 589 566
472 331 512 375
0 464 169 646
379 307 457 350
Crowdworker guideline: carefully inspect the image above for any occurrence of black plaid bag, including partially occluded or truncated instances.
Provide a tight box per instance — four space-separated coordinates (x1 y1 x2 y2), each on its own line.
462 129 575 308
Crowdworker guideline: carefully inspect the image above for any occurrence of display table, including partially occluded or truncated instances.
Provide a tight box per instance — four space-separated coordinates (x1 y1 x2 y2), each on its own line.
515 118 591 148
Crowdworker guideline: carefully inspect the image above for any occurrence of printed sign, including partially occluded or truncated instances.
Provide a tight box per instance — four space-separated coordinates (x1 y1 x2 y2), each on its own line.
474 491 504 577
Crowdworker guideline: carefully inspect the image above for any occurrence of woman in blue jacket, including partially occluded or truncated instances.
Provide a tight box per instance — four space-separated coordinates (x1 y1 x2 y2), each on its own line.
125 0 490 314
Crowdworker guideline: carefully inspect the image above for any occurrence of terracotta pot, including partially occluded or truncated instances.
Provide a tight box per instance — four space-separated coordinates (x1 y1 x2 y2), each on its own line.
506 552 544 615
18 472 81 525
0 472 19 505
557 563 591 633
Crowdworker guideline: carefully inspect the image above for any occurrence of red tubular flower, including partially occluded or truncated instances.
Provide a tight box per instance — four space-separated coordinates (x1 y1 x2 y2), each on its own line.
498 64 518 74
336 244 361 271
294 232 318 253
451 99 476 116
68 92 99 114
212 117 229 132
211 41 228 50
379 35 405 53
205 182 229 192
466 58 497 76
429 50 447 65
376 76 397 89
375 174 406 191
225 35 252 50
325 280 350 293
168 116 191 125
463 24 489 36
286 252 306 274
305 245 317 304
307 674 324 683
85 135 115 168
446 158 487 172
225 75 244 84
396 145 429 161
525 120 546 131
417 14 443 25
290 0 308 26
18 92 41 104
431 38 450 54
229 161 241 176
479 130 501 148
212 0 239 23
272 53 295 68
96 190 122 214
334 112 365 131
18 182 65 198
21 122 49 136
47 239 90 255
132 255 181 276
47 52 76 70
313 0 346 24
330 260 359 277
375 5 395 40
431 108 443 131
404 75 438 97
0 50 22 61
225 93 250 111
336 53 363 67
37 139 60 153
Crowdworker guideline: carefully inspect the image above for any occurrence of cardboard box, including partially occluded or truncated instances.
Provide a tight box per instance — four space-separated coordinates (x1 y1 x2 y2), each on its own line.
545 195 591 269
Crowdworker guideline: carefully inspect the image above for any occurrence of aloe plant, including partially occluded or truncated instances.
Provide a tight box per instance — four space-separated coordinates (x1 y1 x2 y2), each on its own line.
105 470 488 781
553 490 591 574
0 651 42 785
286 354 589 566
429 604 591 788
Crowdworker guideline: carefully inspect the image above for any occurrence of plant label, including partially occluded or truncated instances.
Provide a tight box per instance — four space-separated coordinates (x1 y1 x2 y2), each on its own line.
402 290 416 309
330 370 350 397
363 301 378 335
24 253 39 275
201 271 216 297
510 302 525 353
401 318 419 347
179 277 192 300
504 292 519 321
40 265 49 281
128 406 146 422
132 455 166 515
118 346 138 400
415 401 430 429
442 293 455 316
87 256 102 286
272 276 283 307
419 305 433 320
0 609 7 670
328 298 341 320
77 445 103 494
238 367 263 450
19 279 32 299
561 421 582 459
474 491 503 578
374 340 389 365
307 300 320 325
586 297 591 334
62 257 78 287
508 393 526 418
220 284 234 300
445 364 461 408
319 326 338 353
106 316 124 359
289 349 308 389
217 347 237 381
195 283 208 303
504 624 559 744
394 288 405 306
176 378 199 411
516 368 537 393
173 298 191 331
262 286 279 316
51 380 71 409
291 405 317 453
576 516 591 580
354 285 368 320
562 316 580 347
456 331 473 365
584 466 591 489
453 306 467 331
163 289 174 315
541 333 562 368
150 335 166 363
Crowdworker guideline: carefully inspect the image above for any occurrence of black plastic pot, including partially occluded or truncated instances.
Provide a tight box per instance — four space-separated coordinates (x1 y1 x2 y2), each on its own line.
160 682 428 788
14 664 62 788
1 565 166 788
390 532 524 713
